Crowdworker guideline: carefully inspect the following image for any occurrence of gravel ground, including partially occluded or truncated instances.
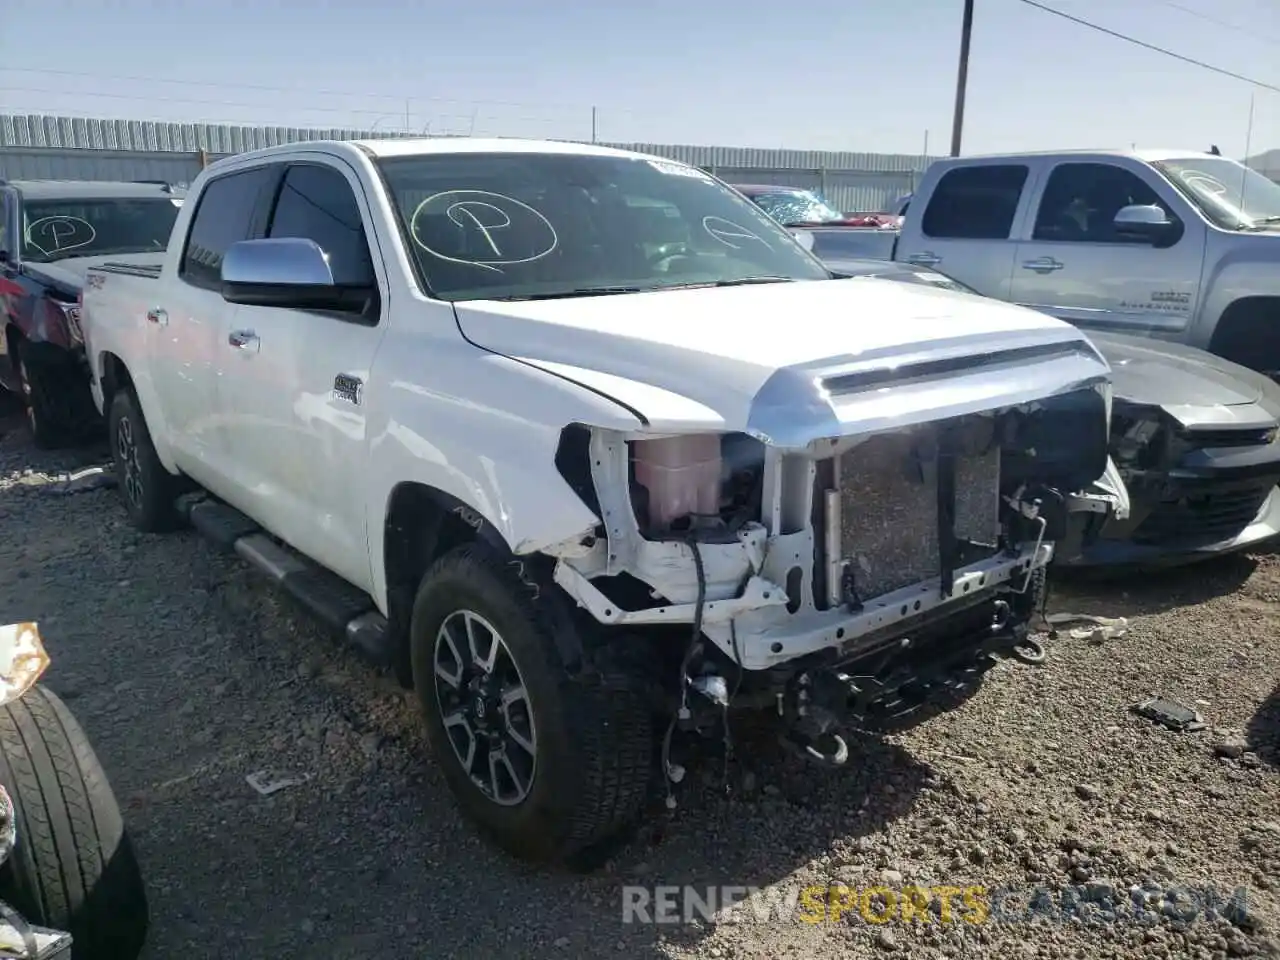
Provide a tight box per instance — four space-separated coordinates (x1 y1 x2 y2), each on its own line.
0 403 1277 960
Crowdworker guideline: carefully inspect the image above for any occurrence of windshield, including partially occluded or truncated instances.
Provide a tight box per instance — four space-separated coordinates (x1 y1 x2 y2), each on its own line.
1151 157 1280 230
748 189 844 226
376 153 830 301
21 198 180 262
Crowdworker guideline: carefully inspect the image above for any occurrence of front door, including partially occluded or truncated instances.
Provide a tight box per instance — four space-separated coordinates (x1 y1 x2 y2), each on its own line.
220 160 387 593
1010 160 1205 336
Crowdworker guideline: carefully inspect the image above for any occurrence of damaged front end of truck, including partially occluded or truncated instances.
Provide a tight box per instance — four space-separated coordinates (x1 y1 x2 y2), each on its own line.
547 332 1118 767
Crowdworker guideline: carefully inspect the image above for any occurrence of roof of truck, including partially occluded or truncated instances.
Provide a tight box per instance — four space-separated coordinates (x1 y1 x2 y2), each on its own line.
220 137 665 167
940 148 1222 164
2 179 180 200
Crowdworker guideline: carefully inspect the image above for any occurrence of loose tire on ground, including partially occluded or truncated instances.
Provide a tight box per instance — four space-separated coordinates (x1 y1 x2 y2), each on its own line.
410 543 654 865
0 685 148 959
108 388 184 533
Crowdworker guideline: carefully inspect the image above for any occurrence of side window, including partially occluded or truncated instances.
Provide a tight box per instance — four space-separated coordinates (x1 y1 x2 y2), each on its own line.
921 165 1029 240
267 164 375 287
180 167 275 290
1032 163 1171 243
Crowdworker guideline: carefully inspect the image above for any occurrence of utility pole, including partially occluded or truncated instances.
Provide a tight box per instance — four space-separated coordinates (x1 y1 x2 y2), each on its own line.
949 0 975 157
591 106 598 144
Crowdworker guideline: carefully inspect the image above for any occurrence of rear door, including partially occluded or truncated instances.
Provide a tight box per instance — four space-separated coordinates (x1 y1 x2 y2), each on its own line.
153 165 277 489
1009 159 1205 336
896 161 1040 299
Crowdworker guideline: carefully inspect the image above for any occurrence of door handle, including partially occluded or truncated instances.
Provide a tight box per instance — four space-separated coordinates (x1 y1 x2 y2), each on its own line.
146 308 168 327
228 329 260 351
905 251 942 266
1021 257 1064 273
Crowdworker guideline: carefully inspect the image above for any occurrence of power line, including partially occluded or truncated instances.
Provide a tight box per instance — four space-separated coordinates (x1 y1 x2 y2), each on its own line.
1145 0 1280 46
1015 0 1280 93
0 66 594 114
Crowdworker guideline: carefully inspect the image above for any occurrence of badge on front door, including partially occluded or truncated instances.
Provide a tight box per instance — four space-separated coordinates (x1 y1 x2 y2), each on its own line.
333 374 363 406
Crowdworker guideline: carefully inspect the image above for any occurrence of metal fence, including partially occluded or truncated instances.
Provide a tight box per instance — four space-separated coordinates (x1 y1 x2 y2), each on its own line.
0 113 939 213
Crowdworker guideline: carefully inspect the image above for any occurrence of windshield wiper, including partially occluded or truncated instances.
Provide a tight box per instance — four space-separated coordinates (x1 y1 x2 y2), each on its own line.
712 276 795 286
493 278 794 300
492 286 644 301
1248 215 1280 227
38 250 99 262
661 277 796 291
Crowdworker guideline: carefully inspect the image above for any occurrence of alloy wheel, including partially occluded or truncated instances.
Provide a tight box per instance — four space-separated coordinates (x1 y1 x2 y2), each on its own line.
17 358 35 432
114 415 144 509
433 609 538 806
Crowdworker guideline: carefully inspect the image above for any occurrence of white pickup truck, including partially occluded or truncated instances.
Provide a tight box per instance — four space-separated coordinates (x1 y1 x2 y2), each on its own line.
80 137 1116 864
886 150 1280 378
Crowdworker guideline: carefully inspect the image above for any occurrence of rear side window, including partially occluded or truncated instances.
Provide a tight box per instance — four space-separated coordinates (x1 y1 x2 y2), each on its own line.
267 164 375 286
921 165 1029 240
180 167 275 290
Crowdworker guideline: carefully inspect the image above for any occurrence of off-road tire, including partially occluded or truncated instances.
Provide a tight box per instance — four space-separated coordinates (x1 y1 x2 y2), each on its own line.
15 342 74 450
0 685 148 959
108 388 183 533
410 543 654 865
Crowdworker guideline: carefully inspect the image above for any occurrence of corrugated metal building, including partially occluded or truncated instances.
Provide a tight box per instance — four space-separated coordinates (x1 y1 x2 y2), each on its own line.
0 112 940 213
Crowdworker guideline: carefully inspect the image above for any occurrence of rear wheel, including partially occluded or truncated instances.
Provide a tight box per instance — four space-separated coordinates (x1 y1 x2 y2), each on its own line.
108 388 184 532
0 685 149 959
410 543 654 865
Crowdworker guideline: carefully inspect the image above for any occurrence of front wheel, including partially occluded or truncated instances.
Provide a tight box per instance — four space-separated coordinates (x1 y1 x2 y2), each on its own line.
410 543 653 865
15 344 73 450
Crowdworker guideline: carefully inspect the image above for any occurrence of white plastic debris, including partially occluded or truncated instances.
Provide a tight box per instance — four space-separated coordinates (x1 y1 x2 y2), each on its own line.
245 769 312 797
0 623 50 708
1044 612 1129 644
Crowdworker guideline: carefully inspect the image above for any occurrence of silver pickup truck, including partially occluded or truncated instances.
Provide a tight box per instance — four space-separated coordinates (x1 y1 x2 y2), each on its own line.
885 150 1280 379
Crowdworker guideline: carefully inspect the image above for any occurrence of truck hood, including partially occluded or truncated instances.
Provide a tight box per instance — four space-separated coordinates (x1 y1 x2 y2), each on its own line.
1089 331 1280 427
22 253 160 295
452 278 1111 448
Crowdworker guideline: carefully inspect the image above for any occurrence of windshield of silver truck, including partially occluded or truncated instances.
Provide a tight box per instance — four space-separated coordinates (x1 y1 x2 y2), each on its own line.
376 152 831 302
1152 157 1280 230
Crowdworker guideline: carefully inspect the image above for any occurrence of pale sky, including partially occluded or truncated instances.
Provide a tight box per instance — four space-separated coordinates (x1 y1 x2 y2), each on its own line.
1 0 1277 158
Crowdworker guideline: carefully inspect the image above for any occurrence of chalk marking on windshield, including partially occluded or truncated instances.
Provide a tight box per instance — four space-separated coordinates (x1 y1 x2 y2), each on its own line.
1178 169 1229 198
24 216 96 256
702 216 771 251
409 190 558 273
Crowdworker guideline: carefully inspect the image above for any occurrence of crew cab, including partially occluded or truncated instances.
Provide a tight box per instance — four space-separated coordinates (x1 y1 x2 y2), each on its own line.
888 150 1280 378
80 138 1116 865
0 179 183 446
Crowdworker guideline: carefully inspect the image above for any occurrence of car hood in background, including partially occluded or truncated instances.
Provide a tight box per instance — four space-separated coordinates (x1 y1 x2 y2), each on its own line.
452 278 1110 447
1090 331 1280 428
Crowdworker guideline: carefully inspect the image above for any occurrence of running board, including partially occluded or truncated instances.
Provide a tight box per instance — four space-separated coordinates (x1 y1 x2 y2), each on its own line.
176 495 395 666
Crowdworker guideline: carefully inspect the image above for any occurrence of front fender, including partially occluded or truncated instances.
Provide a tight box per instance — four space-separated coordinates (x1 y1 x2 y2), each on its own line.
1197 246 1280 349
364 349 643 611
